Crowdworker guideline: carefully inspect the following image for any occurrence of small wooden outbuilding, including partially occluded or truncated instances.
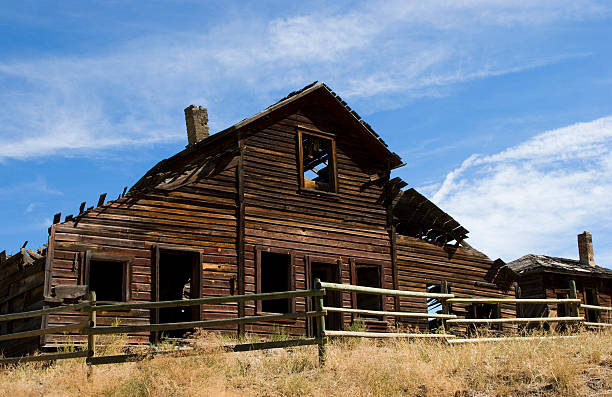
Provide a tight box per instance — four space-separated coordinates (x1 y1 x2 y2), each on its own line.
506 232 612 322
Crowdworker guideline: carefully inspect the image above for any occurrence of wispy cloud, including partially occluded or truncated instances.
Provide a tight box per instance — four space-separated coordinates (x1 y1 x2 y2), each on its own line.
0 176 63 198
0 1 608 160
432 116 612 266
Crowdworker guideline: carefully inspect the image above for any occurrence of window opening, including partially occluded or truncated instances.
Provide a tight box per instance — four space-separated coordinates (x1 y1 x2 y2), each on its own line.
426 283 449 331
468 302 501 334
300 132 335 192
355 265 382 318
260 252 291 313
89 260 126 302
158 250 200 338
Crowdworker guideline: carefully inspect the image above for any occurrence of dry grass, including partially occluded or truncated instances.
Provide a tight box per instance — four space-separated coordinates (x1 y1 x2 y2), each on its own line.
1 330 611 397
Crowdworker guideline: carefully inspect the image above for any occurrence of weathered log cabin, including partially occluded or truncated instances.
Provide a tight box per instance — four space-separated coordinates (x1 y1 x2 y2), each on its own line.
506 232 612 322
1 82 516 353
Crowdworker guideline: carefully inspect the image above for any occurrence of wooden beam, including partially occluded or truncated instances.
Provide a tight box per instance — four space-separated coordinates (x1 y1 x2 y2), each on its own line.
318 281 453 299
82 310 326 335
323 330 455 339
323 306 456 319
52 213 61 224
97 193 107 207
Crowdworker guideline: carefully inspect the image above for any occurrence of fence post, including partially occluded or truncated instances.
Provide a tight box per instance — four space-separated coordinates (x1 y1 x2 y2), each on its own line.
440 280 449 334
568 280 578 317
87 291 96 377
568 280 583 332
313 278 327 366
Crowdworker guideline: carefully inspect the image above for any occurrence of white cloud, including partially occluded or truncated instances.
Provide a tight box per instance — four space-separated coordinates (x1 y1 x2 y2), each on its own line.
0 1 609 160
432 116 612 267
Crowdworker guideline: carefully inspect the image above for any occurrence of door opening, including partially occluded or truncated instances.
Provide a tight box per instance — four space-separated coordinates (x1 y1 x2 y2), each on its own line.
156 249 201 338
311 262 341 333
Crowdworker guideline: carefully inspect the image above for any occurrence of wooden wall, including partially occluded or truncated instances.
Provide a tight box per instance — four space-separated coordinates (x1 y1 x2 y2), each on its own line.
519 272 612 321
395 235 516 333
44 140 239 347
241 106 394 336
0 258 44 355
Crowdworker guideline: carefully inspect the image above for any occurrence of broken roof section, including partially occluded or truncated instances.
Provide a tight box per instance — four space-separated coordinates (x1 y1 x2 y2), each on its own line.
508 254 612 279
394 188 469 245
132 82 403 192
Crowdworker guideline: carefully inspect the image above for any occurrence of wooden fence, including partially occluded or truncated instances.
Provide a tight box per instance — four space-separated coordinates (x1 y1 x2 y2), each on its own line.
0 279 610 367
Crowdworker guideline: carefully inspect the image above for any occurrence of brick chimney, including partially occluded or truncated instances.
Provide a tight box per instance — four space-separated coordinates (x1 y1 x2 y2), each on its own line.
578 231 595 266
184 105 209 145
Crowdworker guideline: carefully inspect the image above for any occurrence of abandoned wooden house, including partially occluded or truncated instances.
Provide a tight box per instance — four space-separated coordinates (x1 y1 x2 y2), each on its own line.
0 82 517 354
505 231 612 323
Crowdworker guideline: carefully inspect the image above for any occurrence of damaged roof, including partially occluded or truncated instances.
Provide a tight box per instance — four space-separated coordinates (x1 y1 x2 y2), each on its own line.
508 254 612 279
393 188 469 245
131 82 403 192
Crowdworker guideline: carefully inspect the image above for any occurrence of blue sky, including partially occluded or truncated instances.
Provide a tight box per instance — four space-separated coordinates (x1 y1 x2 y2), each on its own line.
1 1 611 267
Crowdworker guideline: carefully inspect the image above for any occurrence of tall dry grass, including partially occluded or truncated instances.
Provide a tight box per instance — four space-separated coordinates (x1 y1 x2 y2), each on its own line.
1 330 610 397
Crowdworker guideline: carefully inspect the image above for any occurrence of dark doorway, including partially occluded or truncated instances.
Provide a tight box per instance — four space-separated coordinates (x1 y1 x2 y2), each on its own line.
259 252 292 313
311 262 341 333
155 249 201 338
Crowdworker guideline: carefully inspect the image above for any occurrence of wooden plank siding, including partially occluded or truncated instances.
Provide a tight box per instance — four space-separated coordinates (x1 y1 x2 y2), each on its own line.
518 272 612 321
0 259 44 355
44 148 240 347
395 235 516 333
241 108 394 336
35 86 520 347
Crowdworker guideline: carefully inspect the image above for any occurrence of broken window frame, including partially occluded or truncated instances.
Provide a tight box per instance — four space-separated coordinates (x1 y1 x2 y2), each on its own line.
255 247 296 314
297 129 338 193
83 251 132 302
426 282 451 332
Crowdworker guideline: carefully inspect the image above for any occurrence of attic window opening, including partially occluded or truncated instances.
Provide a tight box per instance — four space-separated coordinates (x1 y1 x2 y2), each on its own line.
299 131 337 193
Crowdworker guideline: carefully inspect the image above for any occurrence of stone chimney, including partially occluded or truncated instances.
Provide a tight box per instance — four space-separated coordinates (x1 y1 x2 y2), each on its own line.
184 105 209 145
578 231 595 266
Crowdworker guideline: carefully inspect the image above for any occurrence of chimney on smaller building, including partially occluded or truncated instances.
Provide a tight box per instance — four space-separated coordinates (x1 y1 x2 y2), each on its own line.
184 105 209 146
578 231 595 266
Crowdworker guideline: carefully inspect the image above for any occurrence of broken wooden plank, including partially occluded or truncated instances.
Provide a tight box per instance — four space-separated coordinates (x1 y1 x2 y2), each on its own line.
97 193 107 207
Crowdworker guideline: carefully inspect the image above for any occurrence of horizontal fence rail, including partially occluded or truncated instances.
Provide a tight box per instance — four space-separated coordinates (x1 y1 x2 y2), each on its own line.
322 306 457 319
323 330 455 339
0 302 90 322
82 311 326 335
581 304 612 312
446 317 584 325
318 281 454 299
447 298 581 304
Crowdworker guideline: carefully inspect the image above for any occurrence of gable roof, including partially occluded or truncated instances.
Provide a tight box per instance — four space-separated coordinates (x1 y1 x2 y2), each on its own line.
132 82 403 192
507 254 612 279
